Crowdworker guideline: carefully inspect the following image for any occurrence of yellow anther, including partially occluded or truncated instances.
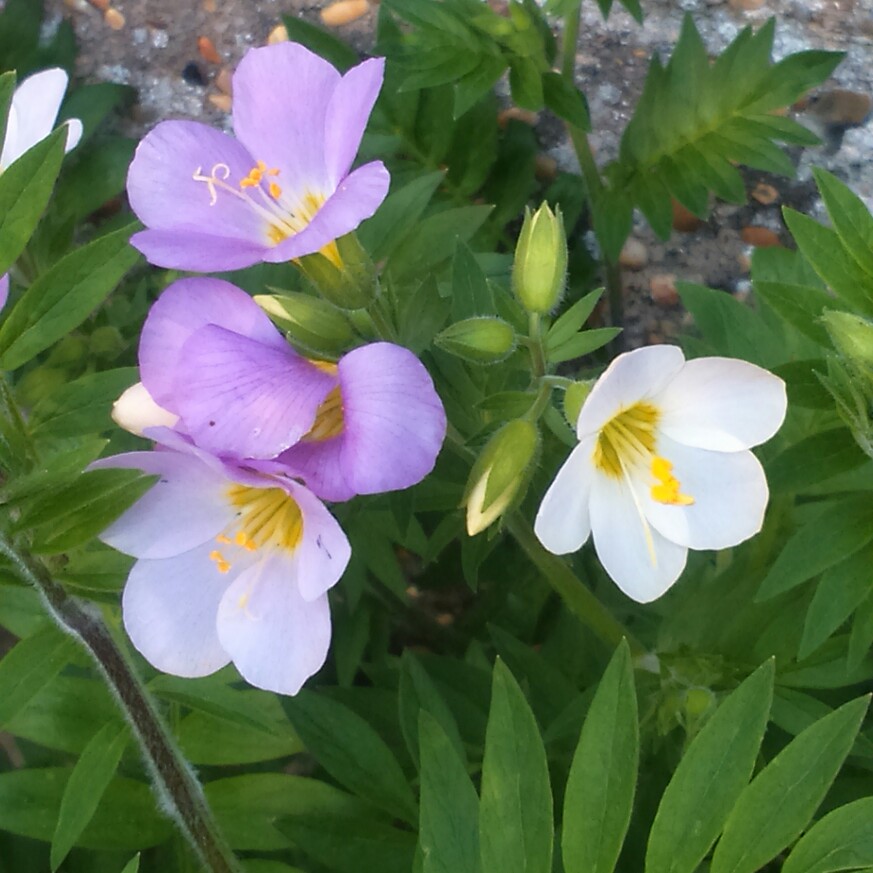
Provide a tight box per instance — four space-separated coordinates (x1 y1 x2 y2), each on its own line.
268 181 282 199
650 456 694 506
217 559 231 574
209 549 233 574
216 534 231 545
652 456 673 481
234 531 248 546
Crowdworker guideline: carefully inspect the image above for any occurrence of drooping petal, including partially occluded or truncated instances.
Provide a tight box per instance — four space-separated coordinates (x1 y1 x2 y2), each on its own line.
589 472 688 603
139 277 286 409
1 68 68 167
126 120 273 269
217 552 333 695
173 324 336 459
0 273 8 311
276 436 356 503
576 345 686 439
534 436 597 555
269 161 390 263
62 118 83 153
323 58 385 187
122 541 235 678
642 437 770 551
232 43 339 197
655 357 788 451
290 483 352 600
94 451 235 559
336 342 446 495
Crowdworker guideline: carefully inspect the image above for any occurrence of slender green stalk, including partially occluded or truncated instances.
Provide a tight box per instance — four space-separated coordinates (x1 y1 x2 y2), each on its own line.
561 0 584 82
0 536 244 873
527 312 548 378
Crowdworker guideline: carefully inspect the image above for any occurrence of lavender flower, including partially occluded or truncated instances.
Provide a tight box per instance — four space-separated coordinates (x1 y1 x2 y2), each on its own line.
127 43 389 271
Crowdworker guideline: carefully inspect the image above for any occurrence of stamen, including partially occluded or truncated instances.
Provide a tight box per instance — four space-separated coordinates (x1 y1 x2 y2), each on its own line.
269 182 282 199
303 386 345 442
650 456 694 506
226 484 305 552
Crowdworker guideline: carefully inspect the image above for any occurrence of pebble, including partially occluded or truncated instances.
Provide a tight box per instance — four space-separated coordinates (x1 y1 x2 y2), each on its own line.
649 274 680 307
728 0 767 9
104 7 125 29
741 226 782 247
267 24 289 45
672 199 704 232
619 238 649 270
321 0 371 27
497 107 539 128
534 154 558 182
751 182 779 205
208 93 232 113
805 90 873 128
215 67 233 95
198 35 222 64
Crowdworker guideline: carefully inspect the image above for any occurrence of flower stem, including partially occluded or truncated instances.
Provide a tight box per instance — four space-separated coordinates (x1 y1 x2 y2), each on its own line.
528 312 548 378
0 536 244 873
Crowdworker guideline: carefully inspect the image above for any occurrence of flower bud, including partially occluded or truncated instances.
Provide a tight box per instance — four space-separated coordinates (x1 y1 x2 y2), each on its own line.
255 292 354 354
435 316 516 364
563 379 594 428
822 311 873 372
112 382 179 438
512 202 567 314
465 419 539 536
296 232 377 310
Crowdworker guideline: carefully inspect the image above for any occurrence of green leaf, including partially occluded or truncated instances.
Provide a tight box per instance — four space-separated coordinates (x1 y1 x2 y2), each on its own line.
783 797 873 873
119 856 140 873
51 721 129 870
419 711 480 873
0 626 77 728
592 188 633 264
508 56 544 110
0 127 66 278
0 71 16 153
452 240 495 320
849 594 873 672
563 640 638 873
645 660 774 873
281 15 360 71
546 288 604 349
547 327 621 364
454 54 506 119
711 696 870 873
479 660 553 873
767 428 870 494
813 167 873 278
282 690 418 824
542 72 590 130
0 224 141 370
753 281 847 348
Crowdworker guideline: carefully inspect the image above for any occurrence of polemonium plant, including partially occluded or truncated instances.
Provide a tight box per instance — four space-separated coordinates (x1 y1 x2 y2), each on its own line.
534 345 787 603
126 42 389 271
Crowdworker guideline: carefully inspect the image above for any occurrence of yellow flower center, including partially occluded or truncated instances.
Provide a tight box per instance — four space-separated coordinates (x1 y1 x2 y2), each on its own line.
208 484 304 574
593 401 694 506
303 386 345 442
192 161 325 247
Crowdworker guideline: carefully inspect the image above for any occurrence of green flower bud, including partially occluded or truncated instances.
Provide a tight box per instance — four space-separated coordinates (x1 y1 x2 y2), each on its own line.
464 419 539 536
822 310 873 372
255 293 354 354
89 326 125 360
296 232 377 310
435 317 516 364
512 202 567 314
683 687 715 719
563 379 594 428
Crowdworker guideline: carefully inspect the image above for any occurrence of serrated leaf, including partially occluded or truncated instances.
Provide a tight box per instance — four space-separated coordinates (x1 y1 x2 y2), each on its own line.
51 721 129 870
479 660 553 873
563 640 638 873
645 661 774 873
711 696 870 873
783 797 873 873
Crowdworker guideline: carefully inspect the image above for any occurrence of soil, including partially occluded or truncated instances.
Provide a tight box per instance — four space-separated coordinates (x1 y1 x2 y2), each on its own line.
49 0 873 349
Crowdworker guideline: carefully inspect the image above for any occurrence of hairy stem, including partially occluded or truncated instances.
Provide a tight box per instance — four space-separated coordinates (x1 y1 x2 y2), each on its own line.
0 537 244 873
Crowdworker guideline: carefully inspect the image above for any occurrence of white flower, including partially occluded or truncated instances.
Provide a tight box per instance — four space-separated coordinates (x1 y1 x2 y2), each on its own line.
0 68 82 171
111 382 179 438
534 345 787 603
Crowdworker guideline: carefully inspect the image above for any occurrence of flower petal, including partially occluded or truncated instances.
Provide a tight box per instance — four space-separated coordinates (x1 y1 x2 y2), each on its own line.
643 436 770 551
337 342 446 495
130 228 269 273
232 43 339 196
139 277 286 409
217 552 333 695
276 436 356 503
63 117 83 153
590 472 688 603
126 120 273 269
94 451 235 559
576 345 686 439
534 436 596 555
269 161 390 263
0 273 8 311
174 324 336 459
655 357 788 451
1 68 68 167
324 58 385 187
122 541 235 678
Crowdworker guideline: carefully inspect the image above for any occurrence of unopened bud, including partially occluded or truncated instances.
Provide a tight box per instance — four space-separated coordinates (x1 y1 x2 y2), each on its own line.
89 325 124 360
512 203 567 314
465 419 539 536
435 316 515 364
822 311 873 372
683 687 715 719
297 233 377 310
112 382 179 438
563 379 594 428
255 293 354 353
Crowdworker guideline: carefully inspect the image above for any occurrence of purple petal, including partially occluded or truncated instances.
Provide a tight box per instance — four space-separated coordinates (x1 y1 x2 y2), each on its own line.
0 273 8 311
130 229 269 272
232 43 340 196
94 451 234 559
122 541 235 678
127 120 274 269
216 552 333 695
324 58 385 187
140 278 286 409
339 342 446 495
270 161 389 263
276 436 356 503
174 324 337 459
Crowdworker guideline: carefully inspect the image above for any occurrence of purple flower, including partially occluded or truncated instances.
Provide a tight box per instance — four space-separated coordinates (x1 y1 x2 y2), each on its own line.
96 442 351 695
0 274 8 311
127 43 389 272
132 278 447 502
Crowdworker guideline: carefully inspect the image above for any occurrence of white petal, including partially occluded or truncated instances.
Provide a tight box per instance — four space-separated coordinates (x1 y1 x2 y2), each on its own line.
643 437 770 551
534 436 597 554
217 552 332 695
655 357 787 451
590 472 688 603
0 103 20 169
63 117 83 153
122 542 234 678
112 382 179 438
4 68 68 165
576 345 685 438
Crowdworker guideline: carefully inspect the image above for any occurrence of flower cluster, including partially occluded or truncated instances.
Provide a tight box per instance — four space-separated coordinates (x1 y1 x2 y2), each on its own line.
96 45 446 695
